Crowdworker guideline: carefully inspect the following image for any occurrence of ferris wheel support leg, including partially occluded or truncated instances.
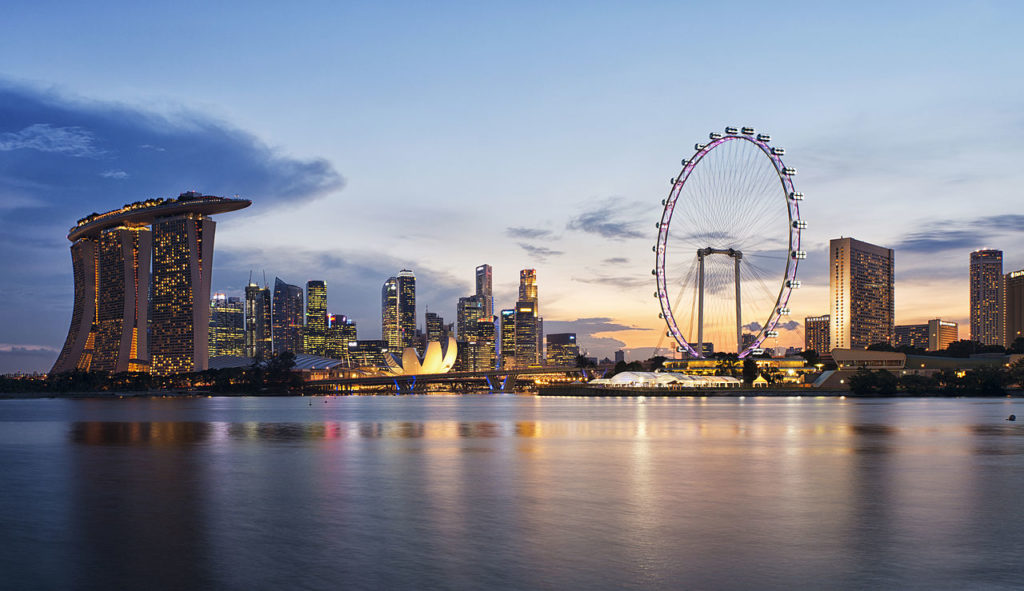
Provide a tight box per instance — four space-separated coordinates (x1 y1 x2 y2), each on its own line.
735 255 742 355
697 252 705 359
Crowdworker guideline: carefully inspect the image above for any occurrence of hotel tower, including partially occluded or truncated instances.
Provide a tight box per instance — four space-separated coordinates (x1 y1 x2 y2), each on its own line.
829 237 894 350
52 192 250 375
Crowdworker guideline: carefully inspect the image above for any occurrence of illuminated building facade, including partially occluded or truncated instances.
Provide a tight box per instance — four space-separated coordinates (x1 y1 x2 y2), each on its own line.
514 300 538 367
425 312 445 344
519 269 538 304
396 270 416 349
272 277 304 354
457 296 485 342
52 237 100 373
381 277 399 350
928 319 958 351
829 237 894 349
1005 270 1024 348
499 309 515 369
209 294 244 357
970 250 1003 346
476 264 493 318
465 317 496 371
244 282 273 358
348 340 388 368
52 192 250 375
894 324 928 350
546 333 578 366
90 226 151 373
304 280 328 356
804 315 830 355
326 314 357 363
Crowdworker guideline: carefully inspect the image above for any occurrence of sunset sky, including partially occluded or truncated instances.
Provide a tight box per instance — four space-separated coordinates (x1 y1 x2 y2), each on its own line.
2 1 1024 372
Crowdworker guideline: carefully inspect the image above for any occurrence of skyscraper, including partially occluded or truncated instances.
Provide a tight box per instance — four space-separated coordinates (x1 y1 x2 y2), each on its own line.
970 250 1003 346
829 237 894 350
1005 269 1024 348
209 294 244 357
326 314 357 363
499 309 516 369
519 269 538 306
304 280 328 356
425 312 445 343
457 296 485 342
149 213 216 376
476 264 493 318
546 333 579 366
465 317 496 371
92 226 151 373
382 270 416 350
804 315 830 355
514 300 538 367
272 277 304 354
52 192 250 375
244 282 273 358
928 319 958 351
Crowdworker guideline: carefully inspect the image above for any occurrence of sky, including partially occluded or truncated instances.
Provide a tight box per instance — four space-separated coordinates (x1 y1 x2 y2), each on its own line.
2 1 1024 373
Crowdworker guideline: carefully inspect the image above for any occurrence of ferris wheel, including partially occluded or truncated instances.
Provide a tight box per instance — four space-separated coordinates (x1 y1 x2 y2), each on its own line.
654 126 804 359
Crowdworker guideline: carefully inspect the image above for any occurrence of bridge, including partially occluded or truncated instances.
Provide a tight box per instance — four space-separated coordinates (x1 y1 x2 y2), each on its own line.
306 365 597 394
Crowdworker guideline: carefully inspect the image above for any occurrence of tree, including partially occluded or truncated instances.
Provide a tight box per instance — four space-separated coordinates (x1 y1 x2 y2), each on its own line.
848 368 898 395
1009 337 1024 355
798 349 820 367
944 340 980 358
647 356 667 371
742 358 758 385
1008 358 1024 388
898 373 937 395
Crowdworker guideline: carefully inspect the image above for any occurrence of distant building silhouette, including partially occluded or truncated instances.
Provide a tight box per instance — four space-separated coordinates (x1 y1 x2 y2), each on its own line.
475 264 493 318
209 294 244 357
1005 269 1024 347
244 282 272 358
272 277 304 354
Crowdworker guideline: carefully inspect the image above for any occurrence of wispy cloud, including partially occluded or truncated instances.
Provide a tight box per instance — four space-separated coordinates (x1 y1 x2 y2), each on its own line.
566 199 645 240
603 257 629 265
518 243 563 261
0 343 60 353
506 226 554 239
572 275 647 288
0 124 104 158
895 214 1024 253
100 169 128 179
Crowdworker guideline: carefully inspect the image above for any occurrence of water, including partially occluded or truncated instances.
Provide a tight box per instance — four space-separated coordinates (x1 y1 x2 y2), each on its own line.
1 395 1023 590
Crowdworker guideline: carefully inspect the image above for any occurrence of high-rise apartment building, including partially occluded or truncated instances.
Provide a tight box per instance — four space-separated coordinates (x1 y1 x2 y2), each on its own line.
52 193 250 375
829 237 894 349
457 296 486 342
895 324 929 350
209 294 245 357
304 280 328 356
244 282 273 358
272 277 304 354
476 264 493 318
804 315 830 355
970 250 1003 346
1005 269 1024 348
546 333 579 366
425 312 445 343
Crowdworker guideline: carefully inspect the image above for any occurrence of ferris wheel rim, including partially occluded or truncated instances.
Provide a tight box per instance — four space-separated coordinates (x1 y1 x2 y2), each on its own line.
654 130 802 359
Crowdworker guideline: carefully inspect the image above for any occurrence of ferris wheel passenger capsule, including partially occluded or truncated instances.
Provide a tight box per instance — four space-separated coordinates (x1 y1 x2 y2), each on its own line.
765 330 779 338
789 192 804 201
656 222 661 228
725 126 738 134
778 307 791 315
757 133 771 142
783 167 797 176
772 147 785 155
695 143 706 150
791 250 807 259
793 220 807 229
681 158 688 166
752 348 765 355
652 269 657 275
741 127 755 135
709 132 722 140
786 280 801 288
658 313 664 319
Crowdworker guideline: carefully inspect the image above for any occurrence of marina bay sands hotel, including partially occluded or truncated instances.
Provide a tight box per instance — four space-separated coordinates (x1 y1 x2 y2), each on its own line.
51 192 250 376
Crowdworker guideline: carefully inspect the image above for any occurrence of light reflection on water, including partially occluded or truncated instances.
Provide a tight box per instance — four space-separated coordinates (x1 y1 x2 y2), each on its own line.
1 395 1023 590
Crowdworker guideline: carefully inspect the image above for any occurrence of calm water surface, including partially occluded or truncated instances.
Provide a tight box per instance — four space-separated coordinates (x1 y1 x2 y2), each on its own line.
1 395 1023 590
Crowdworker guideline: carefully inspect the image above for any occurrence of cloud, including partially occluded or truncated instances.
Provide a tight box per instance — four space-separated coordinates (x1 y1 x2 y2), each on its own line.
544 317 650 359
572 275 647 288
0 343 59 353
0 81 346 370
506 226 554 239
0 123 105 157
0 345 59 374
894 214 1024 254
743 321 762 332
518 243 563 261
603 257 629 265
776 320 800 331
566 199 645 240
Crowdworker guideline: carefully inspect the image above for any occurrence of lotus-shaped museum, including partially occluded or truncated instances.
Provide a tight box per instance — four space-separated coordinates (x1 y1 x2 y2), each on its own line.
383 336 458 376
